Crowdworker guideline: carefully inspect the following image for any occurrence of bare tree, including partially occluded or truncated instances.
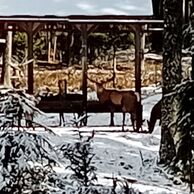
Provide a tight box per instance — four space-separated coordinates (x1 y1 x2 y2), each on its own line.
3 27 13 88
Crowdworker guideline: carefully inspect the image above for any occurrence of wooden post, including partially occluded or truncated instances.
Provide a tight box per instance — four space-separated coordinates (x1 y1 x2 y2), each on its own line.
27 23 34 94
81 24 88 125
134 25 144 131
17 22 43 94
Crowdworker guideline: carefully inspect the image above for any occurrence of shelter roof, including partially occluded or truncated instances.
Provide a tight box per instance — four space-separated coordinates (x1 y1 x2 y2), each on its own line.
0 0 153 17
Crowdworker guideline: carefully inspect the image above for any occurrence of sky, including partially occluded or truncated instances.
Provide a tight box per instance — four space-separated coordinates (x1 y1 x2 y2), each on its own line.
0 0 153 16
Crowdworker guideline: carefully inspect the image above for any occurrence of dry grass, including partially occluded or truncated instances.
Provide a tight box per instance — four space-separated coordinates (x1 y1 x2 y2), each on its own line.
33 60 162 94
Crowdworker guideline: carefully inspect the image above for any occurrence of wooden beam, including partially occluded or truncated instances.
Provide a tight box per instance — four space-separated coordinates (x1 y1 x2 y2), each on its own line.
81 24 88 125
18 22 44 94
27 22 34 94
135 27 141 95
17 22 44 34
53 35 57 61
134 25 144 131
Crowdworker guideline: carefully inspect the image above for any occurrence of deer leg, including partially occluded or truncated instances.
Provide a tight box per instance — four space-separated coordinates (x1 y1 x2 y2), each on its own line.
131 113 136 131
108 103 115 126
79 111 87 127
59 112 65 126
122 112 125 131
72 112 79 127
62 113 65 126
110 111 114 126
82 113 88 126
59 113 61 126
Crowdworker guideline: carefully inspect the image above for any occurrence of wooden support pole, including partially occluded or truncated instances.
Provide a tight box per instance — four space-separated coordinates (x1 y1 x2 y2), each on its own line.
81 24 88 125
134 25 144 131
27 23 34 94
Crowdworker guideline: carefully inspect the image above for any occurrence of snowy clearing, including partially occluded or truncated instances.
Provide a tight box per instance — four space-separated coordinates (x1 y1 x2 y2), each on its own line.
30 86 189 194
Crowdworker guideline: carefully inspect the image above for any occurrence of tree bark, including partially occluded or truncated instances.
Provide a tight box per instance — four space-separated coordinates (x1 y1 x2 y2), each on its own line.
160 0 183 164
151 0 163 52
4 27 12 88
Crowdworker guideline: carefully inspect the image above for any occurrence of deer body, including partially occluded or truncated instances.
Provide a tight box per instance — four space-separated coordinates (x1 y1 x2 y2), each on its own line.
95 83 139 130
59 79 84 126
37 80 83 126
147 100 161 133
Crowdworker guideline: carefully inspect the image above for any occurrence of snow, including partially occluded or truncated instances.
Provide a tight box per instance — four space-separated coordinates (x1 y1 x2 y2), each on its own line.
29 86 190 194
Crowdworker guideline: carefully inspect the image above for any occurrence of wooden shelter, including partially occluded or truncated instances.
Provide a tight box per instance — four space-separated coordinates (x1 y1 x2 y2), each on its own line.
0 0 163 130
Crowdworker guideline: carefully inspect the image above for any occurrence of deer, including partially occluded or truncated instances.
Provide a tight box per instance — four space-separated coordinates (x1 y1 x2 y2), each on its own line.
147 99 161 133
37 79 84 126
36 90 65 126
58 79 85 126
87 75 141 131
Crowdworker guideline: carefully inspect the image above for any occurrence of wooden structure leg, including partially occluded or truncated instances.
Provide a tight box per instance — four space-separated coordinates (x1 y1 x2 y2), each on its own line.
134 25 144 131
81 24 88 125
27 26 34 94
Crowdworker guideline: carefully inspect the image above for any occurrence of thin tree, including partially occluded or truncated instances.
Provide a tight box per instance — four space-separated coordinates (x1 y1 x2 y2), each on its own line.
3 26 13 88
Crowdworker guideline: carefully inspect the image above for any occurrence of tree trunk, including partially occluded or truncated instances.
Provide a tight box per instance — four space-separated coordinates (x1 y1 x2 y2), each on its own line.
160 0 183 164
48 31 51 63
4 27 12 88
151 0 163 52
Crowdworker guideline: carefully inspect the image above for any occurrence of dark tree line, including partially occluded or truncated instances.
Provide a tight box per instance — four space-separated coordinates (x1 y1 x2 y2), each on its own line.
12 26 134 66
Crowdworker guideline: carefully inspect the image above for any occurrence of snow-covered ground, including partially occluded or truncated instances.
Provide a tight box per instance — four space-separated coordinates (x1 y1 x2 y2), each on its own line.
34 86 189 194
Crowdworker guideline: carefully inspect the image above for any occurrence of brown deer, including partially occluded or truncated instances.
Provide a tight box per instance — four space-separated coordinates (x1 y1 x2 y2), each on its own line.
147 99 161 133
88 75 141 131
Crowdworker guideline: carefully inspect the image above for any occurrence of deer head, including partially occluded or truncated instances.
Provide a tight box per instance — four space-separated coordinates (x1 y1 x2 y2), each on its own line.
87 73 114 93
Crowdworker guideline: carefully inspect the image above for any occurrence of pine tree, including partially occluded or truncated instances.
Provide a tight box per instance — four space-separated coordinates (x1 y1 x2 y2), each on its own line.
59 131 98 192
0 88 60 193
0 130 59 193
